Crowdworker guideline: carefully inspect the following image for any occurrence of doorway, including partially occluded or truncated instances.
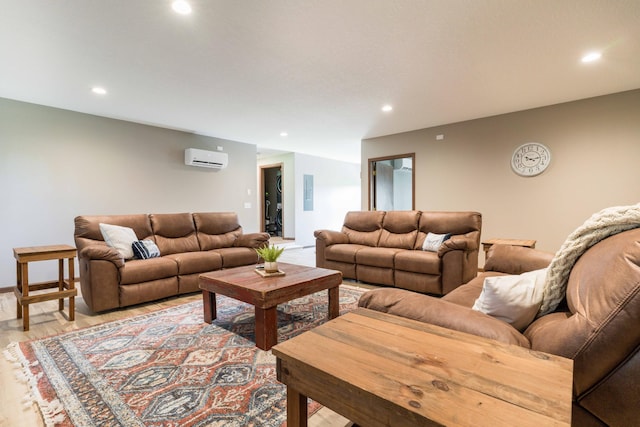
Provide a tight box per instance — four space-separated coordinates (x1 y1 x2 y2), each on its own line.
260 164 284 237
369 153 415 211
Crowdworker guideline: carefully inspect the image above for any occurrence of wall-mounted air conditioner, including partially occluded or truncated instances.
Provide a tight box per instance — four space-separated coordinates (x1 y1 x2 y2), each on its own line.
393 157 412 171
184 148 228 169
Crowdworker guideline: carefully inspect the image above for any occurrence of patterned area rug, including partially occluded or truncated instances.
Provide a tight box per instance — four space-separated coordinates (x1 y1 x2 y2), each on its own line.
5 284 365 426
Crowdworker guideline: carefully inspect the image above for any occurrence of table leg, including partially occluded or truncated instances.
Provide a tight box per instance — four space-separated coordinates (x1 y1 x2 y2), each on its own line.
286 384 308 427
202 290 217 323
23 305 29 331
68 257 75 321
328 286 340 319
255 306 277 350
20 263 29 331
16 261 22 319
58 258 64 311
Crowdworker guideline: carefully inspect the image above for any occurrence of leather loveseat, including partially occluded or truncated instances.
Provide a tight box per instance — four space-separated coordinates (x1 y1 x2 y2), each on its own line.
74 212 269 312
315 210 481 296
360 230 640 426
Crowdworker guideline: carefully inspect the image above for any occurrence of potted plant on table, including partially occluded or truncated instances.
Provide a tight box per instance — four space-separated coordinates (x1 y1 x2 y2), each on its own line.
255 244 285 273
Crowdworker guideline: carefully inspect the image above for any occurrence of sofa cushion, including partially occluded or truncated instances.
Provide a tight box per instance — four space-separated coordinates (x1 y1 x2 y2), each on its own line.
325 244 368 264
416 211 481 250
164 251 222 275
443 272 503 307
99 223 138 259
342 211 384 246
150 213 200 255
525 228 640 396
394 250 441 274
472 268 547 331
378 211 420 249
484 244 554 275
75 214 154 245
359 288 530 347
119 257 179 285
194 212 243 250
355 247 404 268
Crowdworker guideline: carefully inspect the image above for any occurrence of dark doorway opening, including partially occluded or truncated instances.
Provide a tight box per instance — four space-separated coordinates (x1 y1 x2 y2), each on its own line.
260 164 283 237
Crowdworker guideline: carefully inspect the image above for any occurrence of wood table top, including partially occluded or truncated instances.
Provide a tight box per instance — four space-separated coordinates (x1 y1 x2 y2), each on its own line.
482 238 537 247
13 244 77 262
273 308 573 427
199 263 342 308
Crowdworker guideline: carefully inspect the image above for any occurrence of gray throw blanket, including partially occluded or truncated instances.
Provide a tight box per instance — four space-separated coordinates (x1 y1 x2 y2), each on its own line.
539 203 640 316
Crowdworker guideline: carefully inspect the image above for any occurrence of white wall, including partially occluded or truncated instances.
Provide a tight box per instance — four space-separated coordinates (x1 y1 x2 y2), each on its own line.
293 153 361 247
0 98 259 286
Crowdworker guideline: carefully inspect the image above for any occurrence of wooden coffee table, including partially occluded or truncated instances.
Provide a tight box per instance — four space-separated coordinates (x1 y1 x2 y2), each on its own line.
198 263 342 350
273 308 573 427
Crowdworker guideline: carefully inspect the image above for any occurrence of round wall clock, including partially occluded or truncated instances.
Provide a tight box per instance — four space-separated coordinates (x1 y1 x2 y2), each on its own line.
511 142 551 177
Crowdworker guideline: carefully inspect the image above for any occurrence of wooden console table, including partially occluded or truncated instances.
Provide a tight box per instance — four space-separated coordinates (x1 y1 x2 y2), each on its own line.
273 308 572 427
482 238 537 259
13 244 77 331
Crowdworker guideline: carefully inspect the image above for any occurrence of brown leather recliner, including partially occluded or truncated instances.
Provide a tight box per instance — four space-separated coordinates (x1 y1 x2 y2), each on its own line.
360 229 640 426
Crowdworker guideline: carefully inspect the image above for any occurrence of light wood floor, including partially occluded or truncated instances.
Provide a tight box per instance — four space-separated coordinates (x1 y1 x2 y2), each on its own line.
0 247 356 427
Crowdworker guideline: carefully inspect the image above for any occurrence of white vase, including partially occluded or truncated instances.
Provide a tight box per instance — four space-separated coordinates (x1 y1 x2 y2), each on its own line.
264 261 279 273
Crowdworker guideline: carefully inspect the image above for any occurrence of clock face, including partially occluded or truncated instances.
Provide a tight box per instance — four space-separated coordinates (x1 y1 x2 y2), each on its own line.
511 143 551 177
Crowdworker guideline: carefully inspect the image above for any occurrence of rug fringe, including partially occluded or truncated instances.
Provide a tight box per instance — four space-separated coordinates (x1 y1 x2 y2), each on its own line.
4 342 66 427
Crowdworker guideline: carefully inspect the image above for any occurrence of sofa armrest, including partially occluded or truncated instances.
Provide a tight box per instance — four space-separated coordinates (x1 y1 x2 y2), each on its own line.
314 229 349 246
79 245 125 268
484 244 554 275
437 231 478 257
234 232 270 249
359 288 530 347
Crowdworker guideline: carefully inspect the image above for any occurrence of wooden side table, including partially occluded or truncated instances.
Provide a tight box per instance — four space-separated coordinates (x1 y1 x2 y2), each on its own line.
273 308 573 427
482 238 537 260
13 244 78 331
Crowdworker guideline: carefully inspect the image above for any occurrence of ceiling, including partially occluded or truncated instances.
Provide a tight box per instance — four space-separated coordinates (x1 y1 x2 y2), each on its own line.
1 1 639 164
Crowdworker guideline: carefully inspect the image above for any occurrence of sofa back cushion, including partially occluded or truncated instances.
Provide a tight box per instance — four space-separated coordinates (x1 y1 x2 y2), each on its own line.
342 211 385 246
74 214 154 252
150 213 199 255
378 210 420 249
416 211 482 249
525 228 640 399
193 212 243 250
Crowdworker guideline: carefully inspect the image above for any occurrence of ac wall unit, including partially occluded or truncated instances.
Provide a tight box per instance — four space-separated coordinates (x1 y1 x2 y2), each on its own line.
393 158 412 171
184 148 228 169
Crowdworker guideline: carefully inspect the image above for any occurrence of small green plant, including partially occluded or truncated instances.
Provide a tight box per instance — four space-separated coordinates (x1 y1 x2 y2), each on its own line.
255 244 285 262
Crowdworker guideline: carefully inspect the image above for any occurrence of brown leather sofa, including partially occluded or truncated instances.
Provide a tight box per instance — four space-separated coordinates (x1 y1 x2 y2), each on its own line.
360 230 640 426
315 210 481 296
74 212 269 312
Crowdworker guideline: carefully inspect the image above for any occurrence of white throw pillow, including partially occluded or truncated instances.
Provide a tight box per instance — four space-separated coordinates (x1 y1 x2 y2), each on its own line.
422 232 451 252
472 268 548 331
99 223 138 259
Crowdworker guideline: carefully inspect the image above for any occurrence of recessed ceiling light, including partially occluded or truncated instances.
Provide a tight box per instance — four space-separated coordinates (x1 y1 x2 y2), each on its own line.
172 0 192 15
280 132 288 137
581 52 602 63
91 87 107 95
382 105 393 112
